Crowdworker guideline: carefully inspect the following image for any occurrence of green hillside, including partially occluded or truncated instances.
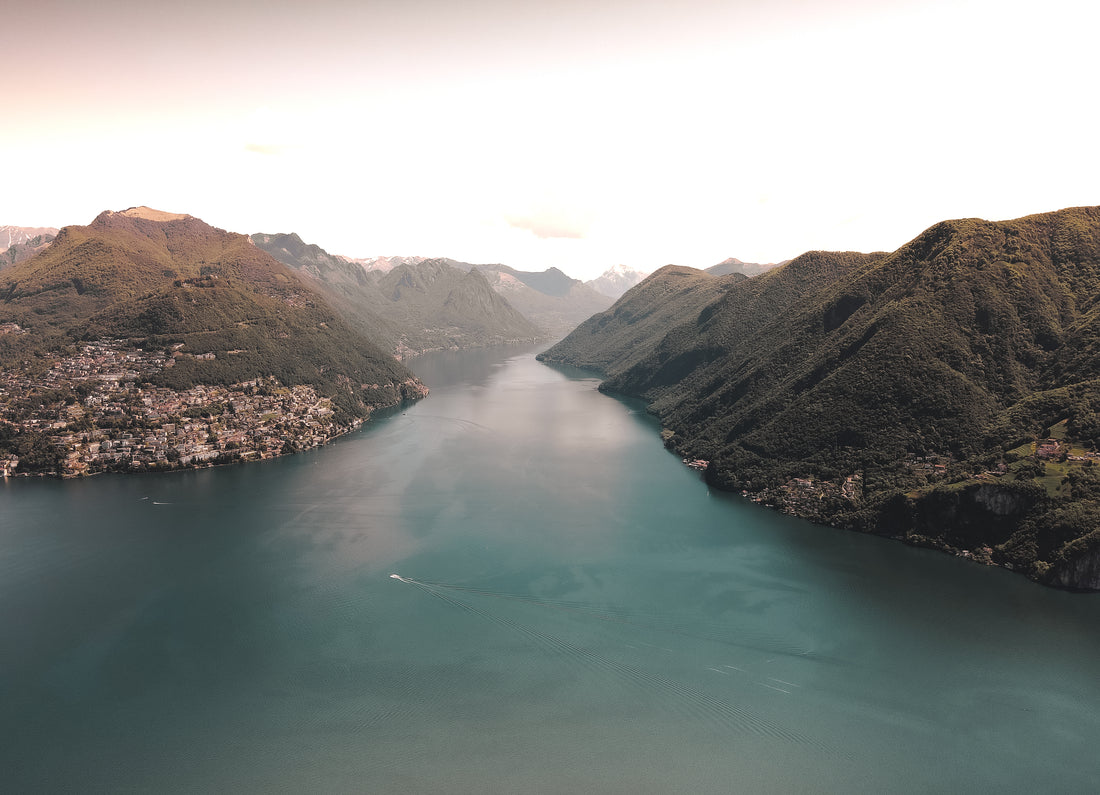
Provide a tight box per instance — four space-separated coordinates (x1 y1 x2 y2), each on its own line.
0 208 424 421
539 265 747 373
541 207 1100 590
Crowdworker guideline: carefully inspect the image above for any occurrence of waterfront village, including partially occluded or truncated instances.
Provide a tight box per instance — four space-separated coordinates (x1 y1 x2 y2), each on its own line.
0 336 359 477
684 454 867 520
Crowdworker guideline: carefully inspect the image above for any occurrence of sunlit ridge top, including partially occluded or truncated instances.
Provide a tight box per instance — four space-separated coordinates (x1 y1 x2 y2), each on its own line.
117 206 191 222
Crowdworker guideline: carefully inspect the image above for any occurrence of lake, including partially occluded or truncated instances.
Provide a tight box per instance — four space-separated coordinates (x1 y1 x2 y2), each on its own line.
2 343 1099 793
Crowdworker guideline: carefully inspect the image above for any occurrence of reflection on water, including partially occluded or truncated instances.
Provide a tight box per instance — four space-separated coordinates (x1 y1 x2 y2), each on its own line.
2 344 1099 792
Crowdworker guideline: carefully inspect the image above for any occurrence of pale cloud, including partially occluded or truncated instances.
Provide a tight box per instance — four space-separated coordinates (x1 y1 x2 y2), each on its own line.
244 143 286 156
504 210 589 240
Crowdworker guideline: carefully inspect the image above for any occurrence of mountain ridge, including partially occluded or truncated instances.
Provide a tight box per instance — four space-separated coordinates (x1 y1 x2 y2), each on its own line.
705 257 785 277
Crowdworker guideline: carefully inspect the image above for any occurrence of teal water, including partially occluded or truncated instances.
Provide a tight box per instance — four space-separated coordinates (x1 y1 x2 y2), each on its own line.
2 344 1099 793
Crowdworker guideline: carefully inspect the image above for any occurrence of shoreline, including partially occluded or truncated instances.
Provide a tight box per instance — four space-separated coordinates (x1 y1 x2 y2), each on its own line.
680 453 1100 593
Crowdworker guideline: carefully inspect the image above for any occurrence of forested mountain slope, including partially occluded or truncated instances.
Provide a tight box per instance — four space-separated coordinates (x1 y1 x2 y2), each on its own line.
541 207 1100 590
1 208 424 420
539 265 747 374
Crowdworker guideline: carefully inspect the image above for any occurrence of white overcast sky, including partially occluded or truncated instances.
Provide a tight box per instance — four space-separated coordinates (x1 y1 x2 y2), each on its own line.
4 0 1097 280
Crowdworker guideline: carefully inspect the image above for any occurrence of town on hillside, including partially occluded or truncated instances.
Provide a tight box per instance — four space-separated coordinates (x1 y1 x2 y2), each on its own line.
0 333 361 477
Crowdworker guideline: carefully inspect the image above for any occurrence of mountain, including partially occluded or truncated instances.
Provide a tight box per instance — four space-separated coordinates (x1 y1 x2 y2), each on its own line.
251 234 543 356
2 225 58 250
1 226 59 270
584 264 650 299
540 265 748 374
705 257 784 277
450 262 614 338
249 231 405 349
540 207 1100 590
2 233 57 270
296 245 613 339
375 259 544 355
481 264 575 296
1 208 425 422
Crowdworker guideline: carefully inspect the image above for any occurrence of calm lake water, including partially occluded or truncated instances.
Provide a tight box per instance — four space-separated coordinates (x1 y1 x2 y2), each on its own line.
2 344 1099 793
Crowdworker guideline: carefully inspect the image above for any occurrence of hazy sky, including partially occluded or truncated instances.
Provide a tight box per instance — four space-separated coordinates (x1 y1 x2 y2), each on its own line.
5 0 1096 279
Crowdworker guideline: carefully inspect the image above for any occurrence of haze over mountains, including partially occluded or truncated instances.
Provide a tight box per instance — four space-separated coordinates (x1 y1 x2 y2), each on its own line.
542 206 1100 590
459 263 614 337
251 233 543 357
253 234 617 344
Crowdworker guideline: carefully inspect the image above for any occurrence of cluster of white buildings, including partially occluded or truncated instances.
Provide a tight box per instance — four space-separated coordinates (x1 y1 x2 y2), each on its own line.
1 340 356 477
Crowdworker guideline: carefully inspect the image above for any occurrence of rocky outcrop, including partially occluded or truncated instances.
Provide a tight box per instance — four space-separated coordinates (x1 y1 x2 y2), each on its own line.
398 377 430 401
1049 536 1100 591
876 483 1041 550
360 377 430 408
868 482 1100 591
971 484 1034 517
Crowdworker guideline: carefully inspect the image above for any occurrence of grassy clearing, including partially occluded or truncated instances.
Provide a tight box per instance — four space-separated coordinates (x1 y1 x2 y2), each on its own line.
1008 440 1035 458
1046 418 1069 439
1038 462 1070 497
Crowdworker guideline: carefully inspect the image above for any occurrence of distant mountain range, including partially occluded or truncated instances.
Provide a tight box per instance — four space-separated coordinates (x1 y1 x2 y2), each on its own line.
1 225 58 250
583 264 650 299
254 234 618 344
540 206 1100 591
251 235 546 355
1 226 58 269
456 263 613 338
251 234 542 356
